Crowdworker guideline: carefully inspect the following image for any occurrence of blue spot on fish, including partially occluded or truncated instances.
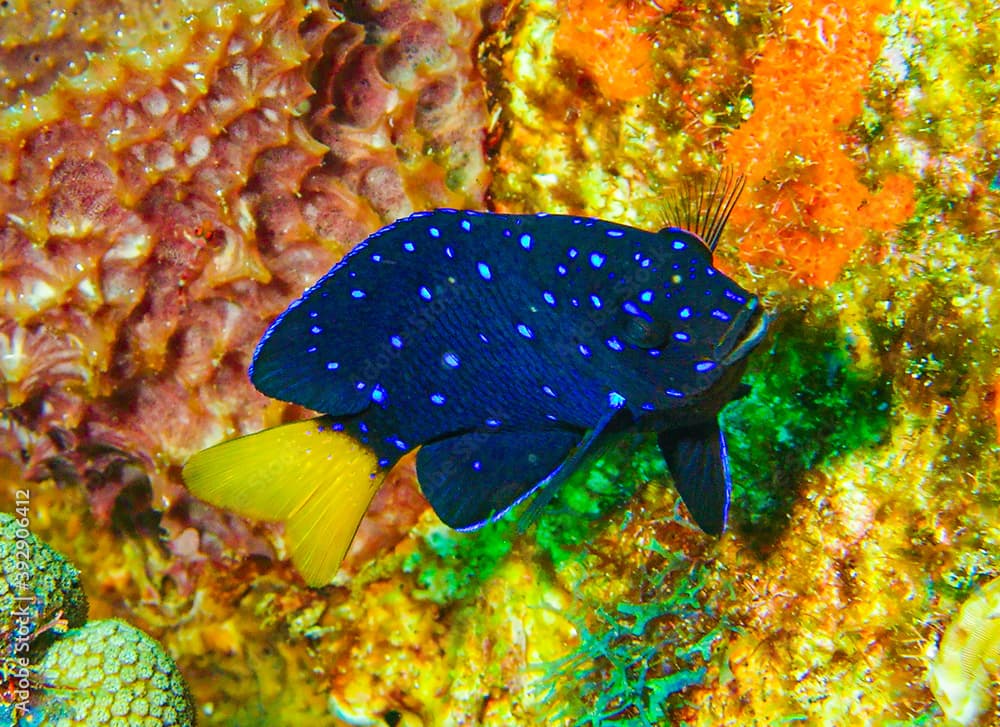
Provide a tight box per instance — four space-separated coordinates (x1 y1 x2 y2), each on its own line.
517 323 534 339
442 352 460 368
351 289 366 299
520 233 533 249
403 241 415 252
696 361 717 372
419 286 432 301
543 291 556 306
461 220 472 231
430 393 446 405
428 227 441 238
590 252 606 268
477 262 492 280
390 335 403 349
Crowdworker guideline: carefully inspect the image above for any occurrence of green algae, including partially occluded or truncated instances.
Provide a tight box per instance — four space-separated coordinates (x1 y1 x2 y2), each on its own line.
722 293 894 546
532 437 656 566
403 519 514 605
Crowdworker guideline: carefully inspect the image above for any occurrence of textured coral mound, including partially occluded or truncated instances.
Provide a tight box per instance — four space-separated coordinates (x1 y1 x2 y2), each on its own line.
0 0 491 581
0 512 88 645
38 619 195 726
0 514 193 726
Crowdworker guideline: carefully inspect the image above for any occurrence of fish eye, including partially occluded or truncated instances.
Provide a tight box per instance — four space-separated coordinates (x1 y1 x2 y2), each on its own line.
618 309 668 349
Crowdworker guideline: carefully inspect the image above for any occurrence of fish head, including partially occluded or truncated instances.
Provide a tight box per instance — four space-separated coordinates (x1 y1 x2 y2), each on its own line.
602 226 768 417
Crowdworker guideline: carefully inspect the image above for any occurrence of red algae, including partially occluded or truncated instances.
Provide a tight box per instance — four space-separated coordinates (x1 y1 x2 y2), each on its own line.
724 0 916 285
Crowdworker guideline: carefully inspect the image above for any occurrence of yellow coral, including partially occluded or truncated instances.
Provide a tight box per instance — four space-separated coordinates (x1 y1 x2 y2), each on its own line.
929 576 1000 725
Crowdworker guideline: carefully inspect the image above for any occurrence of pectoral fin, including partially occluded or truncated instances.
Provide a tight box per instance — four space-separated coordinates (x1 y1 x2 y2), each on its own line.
657 420 731 535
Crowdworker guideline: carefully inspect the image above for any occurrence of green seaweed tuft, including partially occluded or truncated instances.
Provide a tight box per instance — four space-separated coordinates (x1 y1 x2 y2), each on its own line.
542 551 725 726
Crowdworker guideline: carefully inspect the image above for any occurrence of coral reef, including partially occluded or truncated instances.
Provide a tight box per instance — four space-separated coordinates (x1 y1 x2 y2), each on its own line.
0 0 492 576
1 0 998 723
37 619 195 727
0 514 192 726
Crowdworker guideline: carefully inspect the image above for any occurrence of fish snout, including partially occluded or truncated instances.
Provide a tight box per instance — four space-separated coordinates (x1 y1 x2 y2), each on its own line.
715 297 770 367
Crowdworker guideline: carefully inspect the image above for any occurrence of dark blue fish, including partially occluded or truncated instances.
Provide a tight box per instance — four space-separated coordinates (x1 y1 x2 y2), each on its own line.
184 181 770 585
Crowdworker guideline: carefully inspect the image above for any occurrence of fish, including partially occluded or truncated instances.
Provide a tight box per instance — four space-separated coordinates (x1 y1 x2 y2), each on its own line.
183 175 770 586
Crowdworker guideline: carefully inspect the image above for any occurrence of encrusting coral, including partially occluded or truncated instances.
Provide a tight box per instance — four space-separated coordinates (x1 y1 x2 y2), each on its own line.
0 514 194 726
37 619 196 727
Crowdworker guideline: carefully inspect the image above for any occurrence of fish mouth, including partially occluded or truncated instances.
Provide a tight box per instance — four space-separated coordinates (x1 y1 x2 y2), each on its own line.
715 298 770 367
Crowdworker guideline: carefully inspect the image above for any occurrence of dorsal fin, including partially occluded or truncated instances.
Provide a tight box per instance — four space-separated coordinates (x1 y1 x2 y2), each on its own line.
661 169 746 251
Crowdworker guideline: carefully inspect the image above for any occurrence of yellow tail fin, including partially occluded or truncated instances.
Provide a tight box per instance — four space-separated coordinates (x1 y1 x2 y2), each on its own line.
182 417 385 586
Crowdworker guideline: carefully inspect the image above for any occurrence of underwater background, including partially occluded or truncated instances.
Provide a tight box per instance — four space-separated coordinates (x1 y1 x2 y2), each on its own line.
1 0 998 724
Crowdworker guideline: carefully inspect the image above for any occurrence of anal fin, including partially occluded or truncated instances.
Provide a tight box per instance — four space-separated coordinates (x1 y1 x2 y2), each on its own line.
182 417 385 586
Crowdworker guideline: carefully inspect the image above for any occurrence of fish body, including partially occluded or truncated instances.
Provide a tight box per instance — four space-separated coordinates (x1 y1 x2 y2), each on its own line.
184 197 769 585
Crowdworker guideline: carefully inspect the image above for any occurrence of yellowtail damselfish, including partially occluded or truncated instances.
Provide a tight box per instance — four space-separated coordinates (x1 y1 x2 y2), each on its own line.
183 178 770 586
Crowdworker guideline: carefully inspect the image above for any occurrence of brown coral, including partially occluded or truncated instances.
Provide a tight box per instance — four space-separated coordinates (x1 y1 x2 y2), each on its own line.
0 0 492 584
